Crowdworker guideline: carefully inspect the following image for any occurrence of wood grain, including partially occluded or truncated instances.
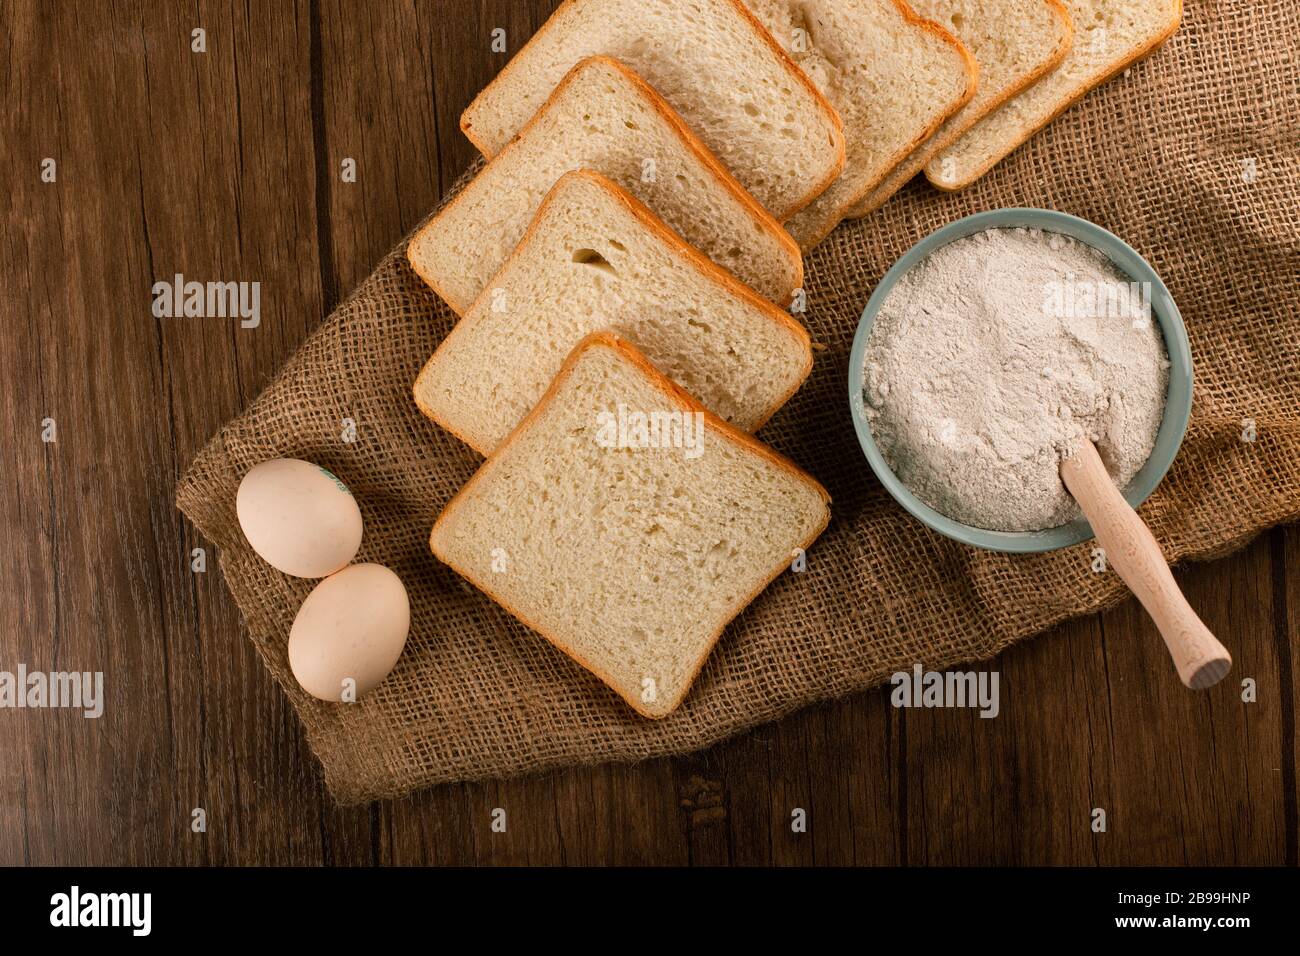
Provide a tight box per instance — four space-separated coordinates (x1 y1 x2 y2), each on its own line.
1 0 1295 866
1061 439 1231 690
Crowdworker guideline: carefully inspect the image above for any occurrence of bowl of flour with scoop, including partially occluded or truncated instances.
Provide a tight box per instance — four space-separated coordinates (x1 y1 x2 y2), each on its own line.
849 209 1231 689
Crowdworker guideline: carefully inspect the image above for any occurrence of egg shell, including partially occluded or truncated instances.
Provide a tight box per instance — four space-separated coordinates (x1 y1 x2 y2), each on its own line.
236 458 363 578
288 563 410 702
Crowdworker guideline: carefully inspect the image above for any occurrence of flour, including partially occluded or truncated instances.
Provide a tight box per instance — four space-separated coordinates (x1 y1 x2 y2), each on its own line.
862 227 1170 532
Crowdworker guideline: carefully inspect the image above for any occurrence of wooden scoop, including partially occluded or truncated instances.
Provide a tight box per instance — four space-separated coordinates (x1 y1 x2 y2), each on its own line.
1059 438 1231 689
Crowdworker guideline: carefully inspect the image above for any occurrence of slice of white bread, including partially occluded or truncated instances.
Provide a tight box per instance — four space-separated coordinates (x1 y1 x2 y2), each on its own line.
925 0 1181 190
847 0 1073 217
459 0 846 221
414 170 813 456
430 331 831 717
745 0 976 249
409 57 802 312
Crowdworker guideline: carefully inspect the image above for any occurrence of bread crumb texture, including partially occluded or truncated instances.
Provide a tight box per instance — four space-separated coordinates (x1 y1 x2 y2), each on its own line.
745 0 973 244
411 57 800 310
460 0 844 219
431 337 829 716
927 0 1180 188
416 172 810 454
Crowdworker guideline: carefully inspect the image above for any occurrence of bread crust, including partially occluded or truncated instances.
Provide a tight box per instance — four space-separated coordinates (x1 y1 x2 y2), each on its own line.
429 330 831 717
924 0 1182 192
413 169 814 455
457 0 847 222
786 0 979 248
845 0 1075 219
411 55 804 313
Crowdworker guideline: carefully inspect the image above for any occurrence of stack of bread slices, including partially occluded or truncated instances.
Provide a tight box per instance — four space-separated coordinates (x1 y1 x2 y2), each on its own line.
409 0 1182 718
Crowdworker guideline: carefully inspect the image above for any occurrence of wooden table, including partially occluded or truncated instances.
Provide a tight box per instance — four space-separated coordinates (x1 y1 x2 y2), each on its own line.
3 0 1296 866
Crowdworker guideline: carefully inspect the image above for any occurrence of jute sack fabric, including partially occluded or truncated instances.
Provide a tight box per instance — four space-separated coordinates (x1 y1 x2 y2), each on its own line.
176 0 1300 803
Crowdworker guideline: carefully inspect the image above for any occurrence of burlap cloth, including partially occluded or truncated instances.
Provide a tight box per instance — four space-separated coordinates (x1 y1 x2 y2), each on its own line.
176 0 1300 803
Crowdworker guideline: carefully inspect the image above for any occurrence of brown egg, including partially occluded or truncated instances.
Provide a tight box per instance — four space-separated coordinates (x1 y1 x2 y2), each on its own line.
288 564 410 702
236 458 363 578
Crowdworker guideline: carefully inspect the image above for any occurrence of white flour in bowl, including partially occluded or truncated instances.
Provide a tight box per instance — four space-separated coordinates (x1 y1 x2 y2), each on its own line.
862 227 1170 532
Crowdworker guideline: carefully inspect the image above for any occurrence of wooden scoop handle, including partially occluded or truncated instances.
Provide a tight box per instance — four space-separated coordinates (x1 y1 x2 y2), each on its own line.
1059 439 1231 689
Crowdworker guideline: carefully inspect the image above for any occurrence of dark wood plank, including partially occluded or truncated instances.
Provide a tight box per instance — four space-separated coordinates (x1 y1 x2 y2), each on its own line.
2 0 343 866
1092 537 1286 864
900 534 1289 865
146 0 344 867
1279 526 1300 866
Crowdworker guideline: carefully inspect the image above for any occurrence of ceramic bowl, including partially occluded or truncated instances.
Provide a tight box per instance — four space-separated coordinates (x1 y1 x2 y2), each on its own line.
847 208 1192 553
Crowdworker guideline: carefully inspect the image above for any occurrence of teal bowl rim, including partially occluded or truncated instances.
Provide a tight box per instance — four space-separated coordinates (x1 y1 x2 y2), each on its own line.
847 208 1193 554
